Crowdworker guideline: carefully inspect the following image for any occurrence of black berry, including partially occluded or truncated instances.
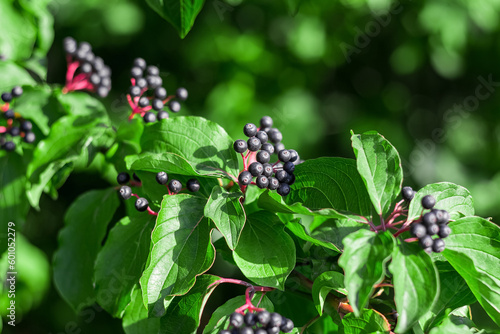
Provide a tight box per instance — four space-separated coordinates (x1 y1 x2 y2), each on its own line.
143 112 157 123
432 238 445 253
274 142 285 154
280 318 294 333
410 223 426 238
247 137 261 152
156 172 168 185
136 78 147 88
131 66 143 78
146 75 162 88
11 86 23 97
438 224 451 238
238 171 252 185
135 197 149 212
1 92 12 102
152 99 164 111
422 195 436 209
249 162 264 176
427 223 439 236
4 109 14 119
119 186 132 199
4 141 15 151
268 313 283 328
9 127 20 137
230 312 244 328
268 177 280 190
434 209 450 224
117 172 130 185
422 212 437 226
257 150 270 164
219 331 231 334
288 149 298 163
275 170 289 182
20 120 32 132
419 235 433 249
146 65 159 76
261 143 275 154
256 311 271 325
133 57 146 70
255 131 268 144
239 328 253 334
169 100 181 113
254 329 267 334
286 173 296 185
97 86 109 98
278 150 291 162
268 129 283 143
277 183 291 196
244 312 257 326
283 161 295 174
260 116 273 128
90 73 101 85
234 139 248 153
256 175 269 189
176 87 188 101
155 87 167 99
24 131 36 143
138 97 149 108
262 163 273 177
243 123 258 137
63 37 77 54
157 111 169 120
402 186 414 201
168 180 182 193
267 327 280 334
186 179 200 192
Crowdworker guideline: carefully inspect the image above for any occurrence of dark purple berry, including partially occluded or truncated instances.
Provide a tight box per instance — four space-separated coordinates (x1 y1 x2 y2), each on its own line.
230 312 244 328
268 129 283 143
402 186 414 201
427 223 439 236
3 141 15 151
1 92 12 102
243 123 258 137
138 97 149 108
244 312 257 326
419 235 433 249
135 197 149 211
9 127 20 137
256 175 269 189
143 112 156 123
277 183 291 196
268 313 283 328
261 143 274 154
280 318 294 333
168 179 182 193
438 224 451 238
11 86 23 98
432 238 445 253
186 179 200 192
146 65 159 76
20 120 32 132
117 172 130 185
136 78 147 88
257 150 271 164
255 131 268 144
133 57 146 70
283 161 295 174
422 212 437 226
152 99 164 111
256 311 271 325
247 137 261 152
268 177 280 190
131 66 143 78
156 172 168 185
275 170 289 182
288 149 298 162
119 186 132 199
422 195 436 209
260 116 273 128
434 209 450 224
410 223 426 238
24 131 35 143
169 100 181 113
157 111 169 120
278 149 291 162
4 109 14 119
176 87 188 101
234 139 248 153
249 162 264 176
274 142 285 154
129 86 141 97
238 171 252 185
262 163 273 177
155 87 167 99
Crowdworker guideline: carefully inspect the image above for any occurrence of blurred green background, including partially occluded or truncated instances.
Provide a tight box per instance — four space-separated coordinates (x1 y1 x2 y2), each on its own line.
3 0 500 332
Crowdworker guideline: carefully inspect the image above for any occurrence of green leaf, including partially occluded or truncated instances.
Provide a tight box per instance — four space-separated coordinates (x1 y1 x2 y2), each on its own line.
126 151 200 176
312 270 347 315
146 0 205 38
95 214 156 318
443 216 500 326
389 240 440 333
0 61 36 91
159 275 219 334
308 217 370 252
420 262 476 331
55 90 107 117
338 230 395 316
428 316 474 334
0 3 37 61
351 132 403 215
122 285 160 334
53 188 120 312
140 116 239 179
140 194 215 311
407 182 474 221
341 309 391 334
233 211 295 289
259 157 373 220
285 219 341 252
203 293 274 334
0 152 29 233
204 186 245 250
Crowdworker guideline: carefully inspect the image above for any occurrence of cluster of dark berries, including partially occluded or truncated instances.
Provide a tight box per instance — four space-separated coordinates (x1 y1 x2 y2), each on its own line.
127 58 188 123
1 86 36 151
406 192 451 253
234 117 300 196
155 171 200 193
219 311 294 334
63 37 111 97
116 172 154 212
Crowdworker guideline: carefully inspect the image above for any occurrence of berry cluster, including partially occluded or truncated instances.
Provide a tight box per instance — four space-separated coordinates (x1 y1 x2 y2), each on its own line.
0 86 36 151
155 171 200 194
219 311 294 334
63 37 111 97
234 117 300 196
404 189 451 253
126 58 188 123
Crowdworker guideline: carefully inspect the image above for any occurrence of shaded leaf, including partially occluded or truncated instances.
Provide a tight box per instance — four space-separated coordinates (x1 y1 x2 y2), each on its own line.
122 285 160 334
285 219 341 252
146 0 205 38
341 309 391 334
312 270 347 315
0 61 36 91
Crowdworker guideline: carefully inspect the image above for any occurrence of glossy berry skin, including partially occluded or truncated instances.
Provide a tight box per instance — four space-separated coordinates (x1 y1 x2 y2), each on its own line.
135 197 149 212
260 116 273 128
11 86 23 97
249 162 264 176
133 57 146 70
4 141 15 151
152 99 164 111
410 223 426 238
262 163 273 177
277 183 291 196
1 92 12 102
243 123 258 137
438 224 451 238
168 180 182 193
257 150 271 164
288 149 298 162
256 175 269 189
256 311 271 325
286 173 296 185
130 67 143 79
230 312 244 328
119 186 132 199
275 170 289 182
427 223 439 236
9 127 20 137
156 172 168 185
169 100 181 113
247 137 261 152
434 209 450 224
157 111 168 120
268 313 283 328
143 112 157 123
274 142 285 154
117 172 130 185
422 212 437 226
24 131 36 143
432 238 445 253
422 195 436 209
20 120 32 132
268 129 283 143
187 179 200 192
402 186 414 201
281 318 294 333
419 235 433 249
97 86 109 98
155 87 167 99
4 109 15 119
261 143 274 154
146 65 159 76
176 87 188 101
219 331 231 334
255 130 268 144
278 149 291 162
283 161 295 174
239 328 253 334
268 177 280 190
244 312 257 326
254 329 267 334
267 327 280 334
234 139 248 153
138 97 149 108
136 78 147 88
238 171 253 185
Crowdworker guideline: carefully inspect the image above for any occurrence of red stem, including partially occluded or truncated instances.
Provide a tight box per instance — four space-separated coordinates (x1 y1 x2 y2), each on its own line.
404 237 418 243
